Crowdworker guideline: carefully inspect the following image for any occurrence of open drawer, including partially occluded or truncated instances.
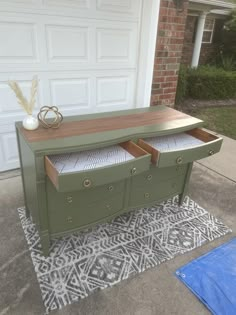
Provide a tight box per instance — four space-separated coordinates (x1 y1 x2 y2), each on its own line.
137 128 222 168
45 141 151 192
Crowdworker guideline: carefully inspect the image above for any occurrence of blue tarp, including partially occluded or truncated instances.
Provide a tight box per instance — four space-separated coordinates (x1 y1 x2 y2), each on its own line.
175 238 236 315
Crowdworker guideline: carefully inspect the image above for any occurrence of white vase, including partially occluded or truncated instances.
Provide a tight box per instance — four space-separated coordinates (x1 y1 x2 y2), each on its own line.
23 114 39 130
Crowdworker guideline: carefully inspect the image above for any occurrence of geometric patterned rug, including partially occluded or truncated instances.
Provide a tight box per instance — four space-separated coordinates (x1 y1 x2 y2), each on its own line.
18 196 231 314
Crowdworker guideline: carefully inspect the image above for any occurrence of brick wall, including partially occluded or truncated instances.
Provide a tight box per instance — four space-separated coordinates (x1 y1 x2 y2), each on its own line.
181 16 222 65
150 0 189 107
200 43 220 64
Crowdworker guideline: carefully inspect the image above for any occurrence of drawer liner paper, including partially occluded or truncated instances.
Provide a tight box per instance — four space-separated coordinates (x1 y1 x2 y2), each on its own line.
18 196 231 314
144 133 204 152
48 145 134 173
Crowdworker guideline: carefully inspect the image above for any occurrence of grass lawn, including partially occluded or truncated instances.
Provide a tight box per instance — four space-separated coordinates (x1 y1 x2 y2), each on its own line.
189 107 236 140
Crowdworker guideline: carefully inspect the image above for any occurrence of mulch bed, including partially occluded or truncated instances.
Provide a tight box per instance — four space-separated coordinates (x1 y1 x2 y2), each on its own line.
176 99 236 114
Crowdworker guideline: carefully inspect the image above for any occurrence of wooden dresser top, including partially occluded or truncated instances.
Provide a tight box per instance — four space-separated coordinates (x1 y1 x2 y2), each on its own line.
16 106 203 153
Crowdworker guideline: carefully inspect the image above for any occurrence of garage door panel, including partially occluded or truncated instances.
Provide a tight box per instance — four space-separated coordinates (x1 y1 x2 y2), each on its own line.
49 78 91 109
96 73 135 111
44 20 138 67
0 0 148 171
48 71 135 113
43 0 90 9
0 78 42 114
0 70 136 120
0 125 19 172
1 133 18 165
4 0 35 4
96 0 141 16
0 21 39 63
0 14 138 71
0 1 141 21
1 0 90 8
46 25 89 63
96 27 137 65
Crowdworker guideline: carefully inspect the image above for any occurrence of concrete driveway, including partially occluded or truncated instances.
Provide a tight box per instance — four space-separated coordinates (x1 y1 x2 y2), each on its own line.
0 134 235 315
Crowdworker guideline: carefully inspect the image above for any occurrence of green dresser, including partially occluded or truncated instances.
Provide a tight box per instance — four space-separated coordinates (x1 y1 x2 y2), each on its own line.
16 106 222 255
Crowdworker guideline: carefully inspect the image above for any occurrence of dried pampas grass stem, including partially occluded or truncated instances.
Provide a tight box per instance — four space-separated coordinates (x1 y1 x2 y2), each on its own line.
8 76 38 115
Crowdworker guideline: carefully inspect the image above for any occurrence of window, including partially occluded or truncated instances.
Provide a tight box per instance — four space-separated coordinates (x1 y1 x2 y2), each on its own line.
202 18 215 43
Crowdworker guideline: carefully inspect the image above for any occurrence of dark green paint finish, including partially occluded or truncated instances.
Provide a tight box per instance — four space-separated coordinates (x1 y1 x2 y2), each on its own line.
49 190 182 239
156 138 223 168
40 230 50 257
48 184 125 234
47 164 188 235
36 180 49 231
16 131 39 226
178 162 193 206
47 178 127 234
35 156 47 181
15 106 222 256
15 106 203 153
129 173 186 208
131 164 188 187
48 177 125 207
55 153 151 192
16 127 29 217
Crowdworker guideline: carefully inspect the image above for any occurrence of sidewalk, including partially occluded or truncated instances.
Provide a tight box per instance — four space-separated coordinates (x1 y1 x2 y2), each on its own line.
0 135 235 315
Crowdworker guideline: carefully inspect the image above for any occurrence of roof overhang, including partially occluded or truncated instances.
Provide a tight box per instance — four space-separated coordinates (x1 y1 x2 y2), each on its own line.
189 0 235 14
211 9 232 15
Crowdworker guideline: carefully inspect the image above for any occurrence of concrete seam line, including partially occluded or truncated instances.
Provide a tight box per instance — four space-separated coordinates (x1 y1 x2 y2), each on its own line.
196 161 236 184
0 174 21 181
0 249 28 272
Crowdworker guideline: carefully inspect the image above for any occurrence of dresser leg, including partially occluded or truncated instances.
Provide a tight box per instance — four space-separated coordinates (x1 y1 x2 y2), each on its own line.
178 162 193 206
178 193 185 206
40 231 50 256
25 205 30 218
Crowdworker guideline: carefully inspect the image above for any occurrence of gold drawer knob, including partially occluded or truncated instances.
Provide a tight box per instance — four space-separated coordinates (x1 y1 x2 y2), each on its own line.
208 150 214 156
83 178 92 188
66 196 73 203
131 167 137 175
176 156 183 165
67 216 73 223
144 192 150 199
147 174 152 181
108 185 114 192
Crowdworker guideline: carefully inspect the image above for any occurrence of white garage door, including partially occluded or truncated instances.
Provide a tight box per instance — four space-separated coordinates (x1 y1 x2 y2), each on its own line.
0 0 159 171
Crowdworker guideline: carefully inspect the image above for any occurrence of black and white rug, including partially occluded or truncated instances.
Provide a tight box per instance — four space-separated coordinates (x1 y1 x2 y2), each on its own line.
18 196 231 314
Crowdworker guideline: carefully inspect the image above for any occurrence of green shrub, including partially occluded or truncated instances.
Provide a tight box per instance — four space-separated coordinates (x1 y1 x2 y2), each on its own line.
175 65 188 103
175 65 236 101
187 66 236 100
215 54 236 71
218 10 236 66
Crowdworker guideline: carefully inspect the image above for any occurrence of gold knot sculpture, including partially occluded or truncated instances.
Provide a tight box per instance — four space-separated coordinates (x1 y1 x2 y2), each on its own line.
38 106 63 129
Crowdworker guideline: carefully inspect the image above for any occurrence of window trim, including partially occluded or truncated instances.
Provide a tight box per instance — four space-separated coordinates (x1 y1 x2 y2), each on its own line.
202 18 215 44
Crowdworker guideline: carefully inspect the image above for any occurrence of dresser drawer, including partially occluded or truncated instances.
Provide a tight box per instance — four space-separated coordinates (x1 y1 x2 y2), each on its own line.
131 164 188 188
45 141 151 192
138 128 222 168
129 175 185 207
47 179 125 234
